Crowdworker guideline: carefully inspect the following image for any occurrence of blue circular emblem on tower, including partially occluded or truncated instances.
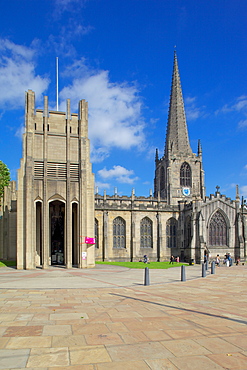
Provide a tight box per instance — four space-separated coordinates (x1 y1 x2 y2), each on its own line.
182 187 190 196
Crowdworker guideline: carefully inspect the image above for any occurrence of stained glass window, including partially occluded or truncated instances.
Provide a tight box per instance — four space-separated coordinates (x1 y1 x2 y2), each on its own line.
140 217 153 248
113 217 126 248
209 211 228 246
160 166 165 190
180 162 191 187
166 218 177 248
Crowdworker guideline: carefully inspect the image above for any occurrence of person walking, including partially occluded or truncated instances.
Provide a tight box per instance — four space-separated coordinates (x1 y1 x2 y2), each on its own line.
170 255 174 264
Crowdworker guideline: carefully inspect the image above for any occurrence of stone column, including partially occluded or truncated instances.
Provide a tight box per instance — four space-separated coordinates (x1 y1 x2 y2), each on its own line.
24 91 36 269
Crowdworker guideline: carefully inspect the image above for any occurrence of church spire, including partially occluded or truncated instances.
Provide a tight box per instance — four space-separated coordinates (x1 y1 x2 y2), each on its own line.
164 51 192 156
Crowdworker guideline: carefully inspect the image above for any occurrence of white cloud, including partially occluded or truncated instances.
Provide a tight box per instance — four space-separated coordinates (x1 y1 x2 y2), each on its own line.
90 146 110 163
47 21 92 57
59 60 146 159
15 125 25 140
216 96 247 129
0 39 49 110
234 96 247 111
184 96 205 121
53 0 88 19
54 0 85 10
240 185 247 198
238 119 247 129
95 181 111 191
98 165 138 184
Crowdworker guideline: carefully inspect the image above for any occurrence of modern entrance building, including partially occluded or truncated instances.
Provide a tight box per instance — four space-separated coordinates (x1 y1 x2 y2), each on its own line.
15 91 95 269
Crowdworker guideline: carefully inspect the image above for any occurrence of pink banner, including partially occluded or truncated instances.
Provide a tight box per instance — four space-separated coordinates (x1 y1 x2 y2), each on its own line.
85 237 95 244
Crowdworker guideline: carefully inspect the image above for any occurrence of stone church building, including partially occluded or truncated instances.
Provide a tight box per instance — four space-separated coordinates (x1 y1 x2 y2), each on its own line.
0 52 246 269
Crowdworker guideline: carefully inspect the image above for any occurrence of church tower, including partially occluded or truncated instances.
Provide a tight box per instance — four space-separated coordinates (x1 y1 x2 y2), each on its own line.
154 52 205 205
16 91 95 269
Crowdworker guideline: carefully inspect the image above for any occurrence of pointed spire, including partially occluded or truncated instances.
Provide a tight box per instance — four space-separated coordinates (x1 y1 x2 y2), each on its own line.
236 184 240 201
197 139 202 156
155 148 159 164
164 51 192 156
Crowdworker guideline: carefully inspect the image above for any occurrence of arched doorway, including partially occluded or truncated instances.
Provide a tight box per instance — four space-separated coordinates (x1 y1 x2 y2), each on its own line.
49 200 65 265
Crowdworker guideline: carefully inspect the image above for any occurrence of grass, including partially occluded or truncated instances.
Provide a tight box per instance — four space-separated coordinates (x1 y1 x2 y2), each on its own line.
0 260 189 269
0 260 16 267
96 261 188 269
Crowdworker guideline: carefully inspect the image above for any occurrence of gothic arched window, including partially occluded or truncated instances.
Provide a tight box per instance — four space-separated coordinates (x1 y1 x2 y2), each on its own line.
209 211 228 246
113 217 126 248
180 162 191 187
166 218 177 248
185 216 192 248
95 219 99 249
140 217 153 248
160 166 165 191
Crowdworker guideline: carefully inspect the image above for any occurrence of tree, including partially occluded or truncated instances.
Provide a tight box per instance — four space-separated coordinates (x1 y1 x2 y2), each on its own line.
0 161 10 206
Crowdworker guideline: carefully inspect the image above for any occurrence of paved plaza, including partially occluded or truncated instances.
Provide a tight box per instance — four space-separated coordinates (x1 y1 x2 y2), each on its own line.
0 264 246 369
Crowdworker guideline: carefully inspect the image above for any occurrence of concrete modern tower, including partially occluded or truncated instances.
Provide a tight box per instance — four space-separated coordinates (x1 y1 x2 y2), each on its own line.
154 52 205 205
17 91 95 269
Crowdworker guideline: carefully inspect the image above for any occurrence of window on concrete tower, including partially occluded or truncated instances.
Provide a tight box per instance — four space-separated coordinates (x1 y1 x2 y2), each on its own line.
95 219 99 249
166 218 177 248
209 211 228 246
140 217 153 248
113 217 126 248
180 162 192 187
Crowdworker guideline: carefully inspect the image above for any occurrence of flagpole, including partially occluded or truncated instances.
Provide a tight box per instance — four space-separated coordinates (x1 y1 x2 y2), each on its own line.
56 57 59 111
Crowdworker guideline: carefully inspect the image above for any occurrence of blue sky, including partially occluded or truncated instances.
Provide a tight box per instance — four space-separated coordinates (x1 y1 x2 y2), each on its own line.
0 0 247 199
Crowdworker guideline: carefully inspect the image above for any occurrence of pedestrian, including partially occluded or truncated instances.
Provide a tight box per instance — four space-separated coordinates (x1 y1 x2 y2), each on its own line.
215 254 220 267
170 255 174 264
228 253 232 267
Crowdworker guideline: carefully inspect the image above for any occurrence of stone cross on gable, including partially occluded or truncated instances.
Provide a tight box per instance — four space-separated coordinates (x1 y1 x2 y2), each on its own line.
216 185 220 193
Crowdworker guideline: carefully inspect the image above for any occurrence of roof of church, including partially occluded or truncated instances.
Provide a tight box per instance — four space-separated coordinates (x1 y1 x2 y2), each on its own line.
164 51 192 156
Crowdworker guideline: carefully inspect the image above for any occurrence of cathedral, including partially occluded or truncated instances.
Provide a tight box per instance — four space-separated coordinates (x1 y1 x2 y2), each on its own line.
0 52 246 269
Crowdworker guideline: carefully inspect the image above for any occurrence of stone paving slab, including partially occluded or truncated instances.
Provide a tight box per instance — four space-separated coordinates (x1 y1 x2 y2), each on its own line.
0 265 246 369
0 264 210 289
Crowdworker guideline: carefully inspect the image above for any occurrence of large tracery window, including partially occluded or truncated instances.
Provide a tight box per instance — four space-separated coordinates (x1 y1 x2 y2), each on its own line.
140 217 153 248
160 166 165 191
113 217 126 248
209 211 228 246
185 216 192 248
180 162 192 187
166 218 177 248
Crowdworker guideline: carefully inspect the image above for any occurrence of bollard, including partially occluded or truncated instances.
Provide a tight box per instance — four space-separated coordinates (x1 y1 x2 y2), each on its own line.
211 261 215 274
202 263 206 277
144 267 150 286
205 260 208 271
181 265 186 281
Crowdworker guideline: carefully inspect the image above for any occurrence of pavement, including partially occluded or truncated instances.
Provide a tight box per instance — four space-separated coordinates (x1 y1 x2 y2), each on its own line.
0 263 246 369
